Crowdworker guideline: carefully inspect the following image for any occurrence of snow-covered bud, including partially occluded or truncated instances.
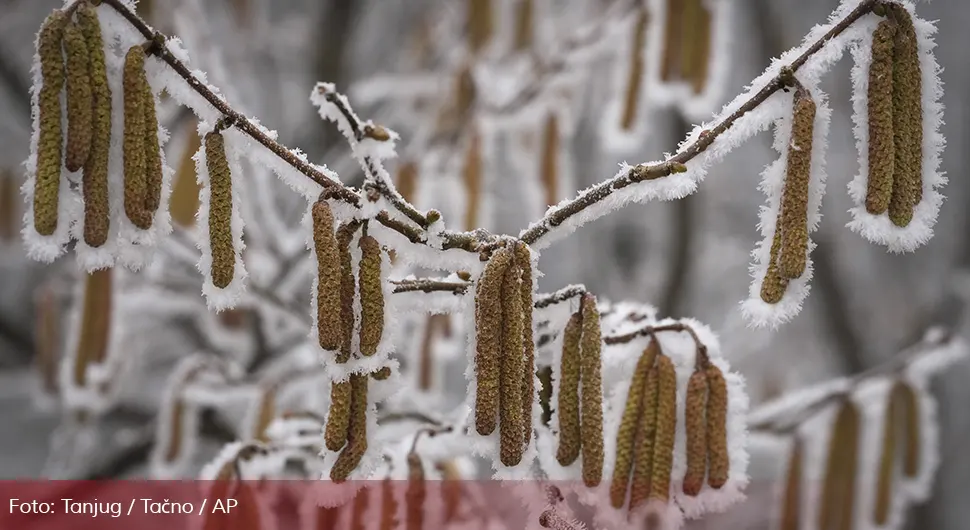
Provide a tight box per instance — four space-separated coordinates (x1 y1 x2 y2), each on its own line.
33 10 67 237
406 453 426 530
759 231 788 304
500 257 526 466
648 354 677 502
888 6 923 228
705 364 729 489
330 374 368 482
123 45 150 229
62 20 91 173
78 2 111 247
817 400 860 530
515 241 536 447
620 8 648 131
580 293 604 487
541 113 560 207
357 234 384 356
629 358 661 510
474 246 512 435
313 199 342 351
204 131 234 289
865 20 897 216
682 368 709 496
556 311 583 466
336 222 358 363
610 340 658 509
779 83 815 280
325 378 352 451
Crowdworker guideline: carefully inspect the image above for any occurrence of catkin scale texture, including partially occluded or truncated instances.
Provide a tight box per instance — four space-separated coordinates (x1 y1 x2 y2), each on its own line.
122 46 150 229
760 231 788 304
330 374 368 482
888 6 923 227
866 20 897 215
629 362 661 510
649 355 677 502
62 20 92 173
204 132 235 289
779 85 815 280
475 248 511 435
33 10 67 237
324 379 352 451
336 223 357 363
515 242 536 448
579 294 604 487
682 369 709 496
609 340 658 509
77 3 111 247
313 201 342 351
499 257 526 466
705 365 729 489
556 312 583 466
141 60 163 219
357 235 384 357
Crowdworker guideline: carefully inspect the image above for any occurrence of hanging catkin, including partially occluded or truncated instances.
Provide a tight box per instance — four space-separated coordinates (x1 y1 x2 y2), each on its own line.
515 241 536 448
406 453 426 530
325 378 352 451
620 8 648 131
629 360 661 511
892 381 920 478
873 384 899 526
467 0 493 54
580 294 604 487
779 438 803 530
395 160 418 205
540 113 560 208
379 478 398 530
865 19 897 215
463 130 482 231
357 235 384 356
0 172 15 242
682 368 710 496
678 0 703 83
760 229 788 304
556 311 583 466
887 5 923 228
660 0 684 82
62 19 92 173
77 3 111 247
688 3 712 94
499 255 525 466
33 10 67 237
336 222 358 363
252 387 276 442
475 247 512 436
350 488 369 530
204 131 234 289
123 46 151 229
330 373 368 482
436 460 463 522
34 286 60 394
649 355 677 502
141 57 163 220
610 340 658 509
73 268 113 387
706 364 729 489
513 0 534 51
817 400 860 530
778 83 816 280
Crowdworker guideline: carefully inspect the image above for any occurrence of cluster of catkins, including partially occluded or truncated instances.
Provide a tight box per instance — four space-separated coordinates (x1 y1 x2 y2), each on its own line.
473 241 537 467
608 338 729 514
32 4 164 249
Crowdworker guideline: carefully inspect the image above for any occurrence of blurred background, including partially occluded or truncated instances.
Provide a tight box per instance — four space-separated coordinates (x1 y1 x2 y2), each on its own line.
1 0 969 529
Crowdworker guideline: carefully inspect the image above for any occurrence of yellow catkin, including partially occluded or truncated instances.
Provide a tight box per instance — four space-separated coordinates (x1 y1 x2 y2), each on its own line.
406 453 426 530
463 130 482 231
467 0 493 54
351 487 369 530
253 388 276 442
141 58 162 220
779 84 816 280
77 3 111 247
34 286 60 394
659 0 684 82
169 123 201 227
33 10 67 237
515 242 536 447
873 385 898 526
609 340 658 509
123 45 150 229
866 20 898 215
73 268 113 387
629 361 661 511
513 0 534 51
357 235 385 356
706 364 730 489
379 478 398 530
818 400 860 530
499 256 525 466
893 381 920 478
760 230 788 304
580 294 604 487
620 8 648 131
887 5 923 228
556 311 583 466
475 247 512 436
330 373 368 482
682 369 709 496
689 4 712 95
324 378 352 451
779 438 803 530
336 223 357 363
540 113 560 208
62 20 92 173
649 355 677 502
205 131 235 289
313 200 342 351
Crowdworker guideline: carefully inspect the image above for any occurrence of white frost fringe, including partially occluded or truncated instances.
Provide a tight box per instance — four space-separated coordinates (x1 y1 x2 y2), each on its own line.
740 77 831 329
846 1 946 253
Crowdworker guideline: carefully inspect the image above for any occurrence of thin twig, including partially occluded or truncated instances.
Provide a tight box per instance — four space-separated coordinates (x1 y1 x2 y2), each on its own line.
391 279 471 295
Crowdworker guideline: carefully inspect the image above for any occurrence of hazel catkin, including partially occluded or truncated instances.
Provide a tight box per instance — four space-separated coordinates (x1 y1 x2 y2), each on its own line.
357 235 384 356
324 378 352 451
474 247 512 436
515 241 536 448
779 83 815 280
648 355 677 502
865 20 897 216
556 311 583 466
609 340 658 509
620 8 648 132
62 19 92 173
887 5 923 228
540 113 560 209
682 369 710 496
499 257 526 466
579 294 604 487
760 231 788 304
123 45 150 229
33 10 68 237
705 364 730 489
204 131 235 289
629 360 661 511
141 61 163 220
892 380 920 478
817 400 860 530
73 268 113 387
77 3 111 247
313 200 342 351
779 438 803 530
330 373 368 482
336 223 358 363
873 385 898 526
405 453 426 530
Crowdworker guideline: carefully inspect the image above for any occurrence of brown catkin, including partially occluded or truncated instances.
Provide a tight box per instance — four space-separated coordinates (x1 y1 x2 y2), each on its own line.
169 123 202 227
141 60 162 219
436 460 463 522
463 130 482 230
380 478 398 530
357 235 385 356
760 230 788 304
515 242 536 447
779 438 803 530
467 0 493 54
649 355 677 502
164 400 186 462
513 0 534 51
865 20 898 215
0 172 16 242
205 131 235 289
62 20 92 173
253 388 276 442
351 487 369 530
406 453 426 530
314 200 343 351
499 256 525 466
682 369 710 496
336 223 358 363
620 8 648 132
123 46 150 229
660 0 684 82
818 400 860 530
556 311 583 466
77 3 111 247
579 294 604 487
474 247 512 436
893 381 920 478
706 364 730 489
34 286 60 394
324 378 352 451
73 268 113 387
396 160 418 205
887 5 923 227
873 385 898 526
330 374 368 482
678 0 702 82
540 113 560 208
779 83 816 280
371 366 392 381
629 361 661 510
609 340 658 509
33 10 67 237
